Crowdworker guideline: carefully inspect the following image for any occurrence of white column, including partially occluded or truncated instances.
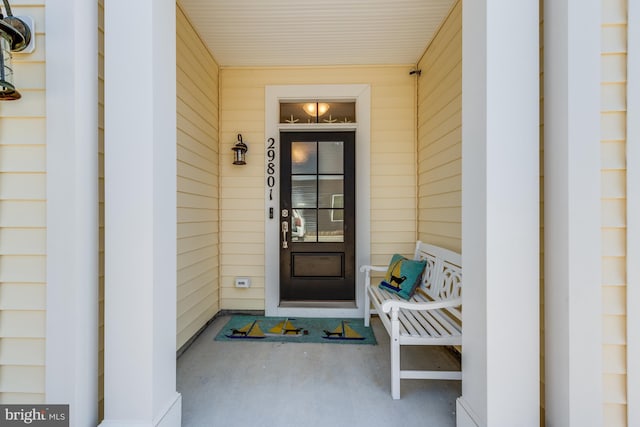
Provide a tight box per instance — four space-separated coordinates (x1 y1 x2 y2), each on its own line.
100 1 181 426
458 1 539 426
627 0 640 424
45 1 99 426
543 0 602 426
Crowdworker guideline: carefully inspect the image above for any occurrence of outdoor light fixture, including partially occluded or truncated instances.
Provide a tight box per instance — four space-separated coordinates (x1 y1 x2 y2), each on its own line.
303 102 330 117
0 0 32 100
232 134 248 165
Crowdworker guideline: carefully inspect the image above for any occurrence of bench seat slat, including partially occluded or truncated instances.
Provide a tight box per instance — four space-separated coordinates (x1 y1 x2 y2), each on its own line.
398 312 419 336
398 310 430 337
419 306 462 336
405 309 442 337
401 308 461 339
415 307 461 336
416 308 449 337
370 286 461 337
369 285 462 339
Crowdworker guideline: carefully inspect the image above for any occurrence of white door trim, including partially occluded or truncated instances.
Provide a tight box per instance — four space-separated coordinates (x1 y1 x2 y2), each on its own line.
264 85 370 317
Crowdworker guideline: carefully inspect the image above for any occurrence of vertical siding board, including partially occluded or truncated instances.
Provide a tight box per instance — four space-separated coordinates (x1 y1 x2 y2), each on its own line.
176 5 220 350
0 1 46 405
602 0 630 425
626 0 639 424
416 0 462 252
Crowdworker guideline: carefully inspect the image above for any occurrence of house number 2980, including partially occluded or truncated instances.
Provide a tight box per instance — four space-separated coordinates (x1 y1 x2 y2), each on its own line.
266 138 276 190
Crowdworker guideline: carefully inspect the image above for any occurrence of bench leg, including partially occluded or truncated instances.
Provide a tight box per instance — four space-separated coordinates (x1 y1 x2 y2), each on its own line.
390 313 400 399
364 288 371 327
363 270 372 327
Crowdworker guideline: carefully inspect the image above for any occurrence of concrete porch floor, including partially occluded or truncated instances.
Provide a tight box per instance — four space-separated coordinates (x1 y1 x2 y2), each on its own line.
177 315 461 427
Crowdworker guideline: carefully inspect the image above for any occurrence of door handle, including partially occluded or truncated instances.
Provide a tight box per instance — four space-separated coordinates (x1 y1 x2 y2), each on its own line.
281 220 289 249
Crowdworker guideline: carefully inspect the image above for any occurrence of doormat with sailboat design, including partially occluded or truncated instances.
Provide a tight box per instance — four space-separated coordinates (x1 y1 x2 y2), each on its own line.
214 315 376 345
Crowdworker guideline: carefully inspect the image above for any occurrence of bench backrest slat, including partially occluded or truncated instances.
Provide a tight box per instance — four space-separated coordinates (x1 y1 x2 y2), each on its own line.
412 241 462 323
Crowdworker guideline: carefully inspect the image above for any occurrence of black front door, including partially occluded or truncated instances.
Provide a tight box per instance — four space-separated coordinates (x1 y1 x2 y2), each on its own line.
279 131 356 302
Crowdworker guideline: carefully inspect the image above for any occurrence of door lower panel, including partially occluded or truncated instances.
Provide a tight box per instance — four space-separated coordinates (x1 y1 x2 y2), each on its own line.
292 253 344 277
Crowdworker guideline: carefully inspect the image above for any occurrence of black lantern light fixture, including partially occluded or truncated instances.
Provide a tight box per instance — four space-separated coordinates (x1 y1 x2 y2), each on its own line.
231 134 248 165
0 0 32 100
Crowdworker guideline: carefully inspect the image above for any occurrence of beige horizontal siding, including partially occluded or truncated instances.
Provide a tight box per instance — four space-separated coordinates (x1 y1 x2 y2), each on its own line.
364 76 416 264
176 5 220 349
219 65 417 308
416 0 461 253
0 393 43 404
0 338 45 365
601 0 628 424
0 366 45 393
0 1 46 405
0 175 45 199
98 0 105 419
0 284 45 309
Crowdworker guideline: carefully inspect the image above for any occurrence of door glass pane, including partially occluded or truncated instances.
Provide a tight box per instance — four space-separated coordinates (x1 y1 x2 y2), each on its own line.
323 102 356 123
319 141 344 174
291 176 316 208
292 208 316 242
291 141 317 174
289 137 347 244
318 209 344 242
280 102 312 124
318 176 343 208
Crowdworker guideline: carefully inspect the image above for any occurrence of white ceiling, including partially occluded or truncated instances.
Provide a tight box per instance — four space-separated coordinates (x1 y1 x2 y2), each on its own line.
178 0 456 67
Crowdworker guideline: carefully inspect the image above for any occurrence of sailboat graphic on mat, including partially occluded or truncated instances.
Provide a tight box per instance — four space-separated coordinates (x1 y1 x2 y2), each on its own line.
322 321 365 341
265 318 307 337
225 320 265 339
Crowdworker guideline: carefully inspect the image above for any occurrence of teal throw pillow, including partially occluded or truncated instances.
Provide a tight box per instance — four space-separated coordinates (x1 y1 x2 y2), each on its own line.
379 254 427 300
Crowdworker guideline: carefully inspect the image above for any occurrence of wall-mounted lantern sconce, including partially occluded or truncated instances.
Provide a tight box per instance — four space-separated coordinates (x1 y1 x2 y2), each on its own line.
0 0 33 100
232 134 248 165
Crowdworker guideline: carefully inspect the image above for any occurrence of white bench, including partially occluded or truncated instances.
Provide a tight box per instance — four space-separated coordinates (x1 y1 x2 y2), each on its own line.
360 241 462 399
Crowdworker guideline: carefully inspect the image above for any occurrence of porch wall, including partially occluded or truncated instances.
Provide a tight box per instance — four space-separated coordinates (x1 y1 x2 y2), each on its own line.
219 66 417 310
175 5 221 350
601 0 629 424
416 0 461 253
0 1 46 404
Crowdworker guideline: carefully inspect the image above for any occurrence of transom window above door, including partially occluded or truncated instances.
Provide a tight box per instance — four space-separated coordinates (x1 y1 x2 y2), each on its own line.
280 101 356 124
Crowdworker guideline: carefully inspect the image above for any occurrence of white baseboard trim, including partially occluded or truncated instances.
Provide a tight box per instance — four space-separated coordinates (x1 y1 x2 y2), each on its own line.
457 397 481 427
154 393 182 427
98 393 182 427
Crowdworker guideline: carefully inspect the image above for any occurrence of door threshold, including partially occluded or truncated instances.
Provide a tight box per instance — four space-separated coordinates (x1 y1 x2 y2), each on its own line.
279 301 357 309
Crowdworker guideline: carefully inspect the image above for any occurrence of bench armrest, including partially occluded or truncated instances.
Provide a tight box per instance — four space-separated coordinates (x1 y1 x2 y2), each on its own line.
360 265 387 297
359 265 388 273
381 297 462 314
